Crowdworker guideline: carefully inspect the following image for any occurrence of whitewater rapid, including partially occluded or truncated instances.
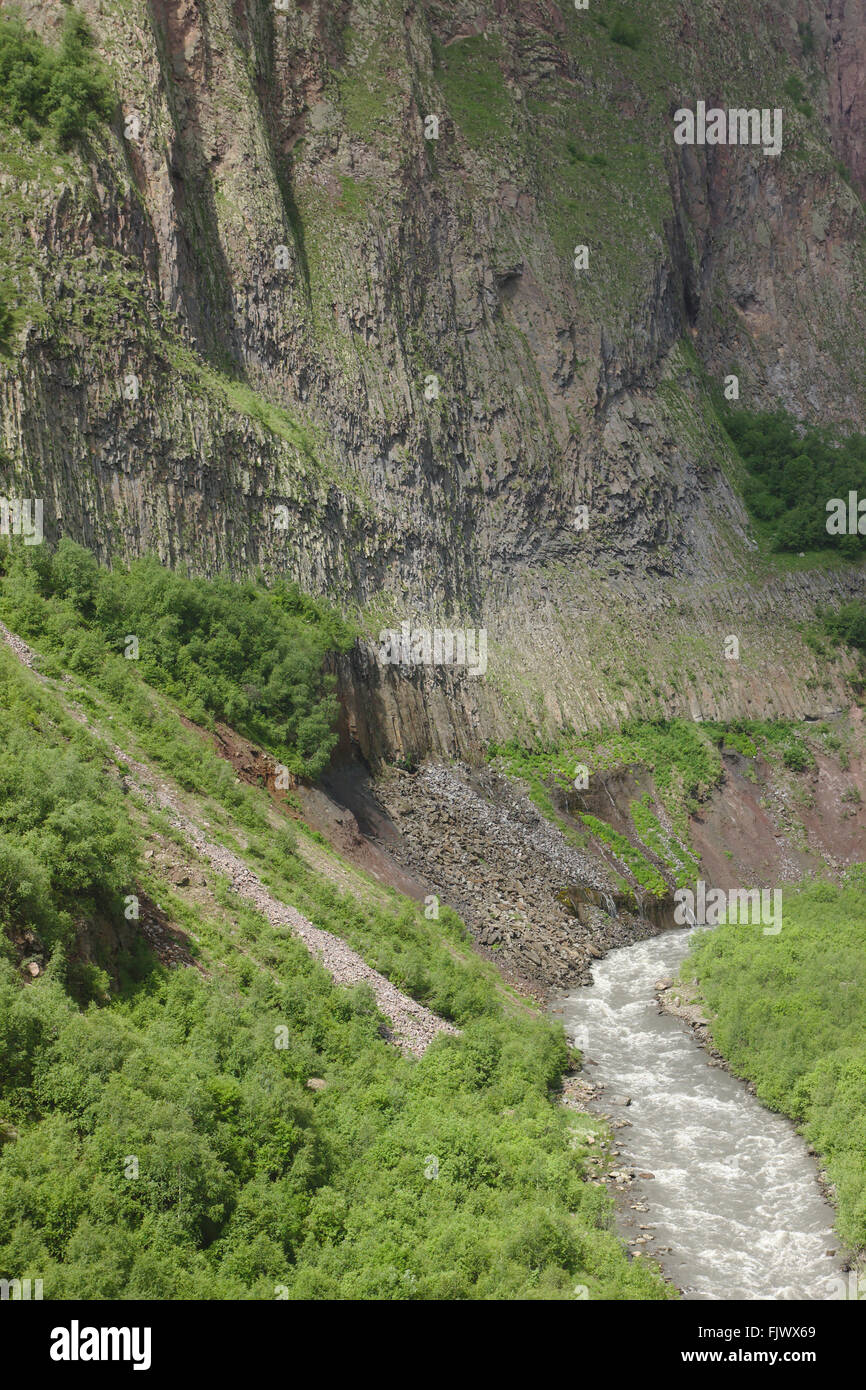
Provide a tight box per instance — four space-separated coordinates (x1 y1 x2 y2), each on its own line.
554 928 844 1300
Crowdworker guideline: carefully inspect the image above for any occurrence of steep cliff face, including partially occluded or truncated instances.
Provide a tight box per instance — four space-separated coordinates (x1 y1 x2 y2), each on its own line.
2 0 865 760
825 0 866 200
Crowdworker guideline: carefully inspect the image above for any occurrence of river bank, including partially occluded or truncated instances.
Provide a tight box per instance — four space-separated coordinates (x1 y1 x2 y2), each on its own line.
655 955 864 1286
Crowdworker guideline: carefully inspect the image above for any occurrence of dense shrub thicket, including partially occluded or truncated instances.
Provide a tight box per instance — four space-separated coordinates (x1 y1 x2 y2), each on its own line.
0 10 113 147
723 409 866 556
0 645 138 1001
0 540 355 779
686 874 866 1252
0 953 672 1300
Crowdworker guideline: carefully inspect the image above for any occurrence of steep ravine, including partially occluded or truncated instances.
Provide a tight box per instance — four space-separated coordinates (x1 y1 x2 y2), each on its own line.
318 745 864 1295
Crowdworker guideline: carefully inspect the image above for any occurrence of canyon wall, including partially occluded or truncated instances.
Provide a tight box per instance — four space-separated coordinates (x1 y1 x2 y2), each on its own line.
2 0 865 760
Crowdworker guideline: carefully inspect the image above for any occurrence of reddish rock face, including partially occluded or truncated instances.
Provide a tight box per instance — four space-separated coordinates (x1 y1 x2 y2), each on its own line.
826 0 866 197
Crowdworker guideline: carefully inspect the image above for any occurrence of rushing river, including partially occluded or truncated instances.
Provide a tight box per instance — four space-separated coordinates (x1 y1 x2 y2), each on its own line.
554 928 844 1300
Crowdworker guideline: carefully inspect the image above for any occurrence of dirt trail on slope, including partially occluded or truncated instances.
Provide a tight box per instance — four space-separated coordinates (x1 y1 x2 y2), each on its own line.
0 622 458 1057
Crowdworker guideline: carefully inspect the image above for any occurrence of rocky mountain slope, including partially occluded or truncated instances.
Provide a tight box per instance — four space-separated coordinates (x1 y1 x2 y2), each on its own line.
2 0 866 762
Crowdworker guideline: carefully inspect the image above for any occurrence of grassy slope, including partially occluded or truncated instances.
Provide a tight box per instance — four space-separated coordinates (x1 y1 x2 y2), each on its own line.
682 875 866 1257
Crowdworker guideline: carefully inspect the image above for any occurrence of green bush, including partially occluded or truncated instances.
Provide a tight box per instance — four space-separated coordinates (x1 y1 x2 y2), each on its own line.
723 408 866 556
784 73 813 118
782 741 813 772
823 600 866 656
798 21 815 57
0 9 114 147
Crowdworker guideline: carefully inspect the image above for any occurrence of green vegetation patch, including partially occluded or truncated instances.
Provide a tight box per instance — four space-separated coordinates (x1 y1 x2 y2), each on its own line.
723 408 866 558
0 9 114 147
629 794 700 888
609 13 643 50
578 813 668 897
705 719 817 774
336 32 399 144
784 73 813 119
0 540 356 780
433 34 512 151
527 92 669 288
